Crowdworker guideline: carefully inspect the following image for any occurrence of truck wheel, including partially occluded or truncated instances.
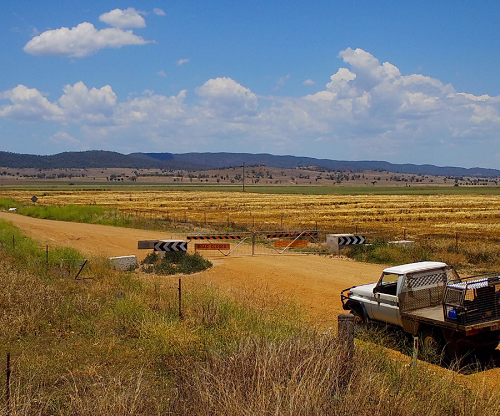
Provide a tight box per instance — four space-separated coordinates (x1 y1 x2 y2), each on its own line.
349 310 367 334
419 329 444 363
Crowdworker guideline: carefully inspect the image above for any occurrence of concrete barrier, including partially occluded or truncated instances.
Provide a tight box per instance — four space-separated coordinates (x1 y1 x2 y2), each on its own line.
109 255 138 271
327 234 365 254
388 240 415 249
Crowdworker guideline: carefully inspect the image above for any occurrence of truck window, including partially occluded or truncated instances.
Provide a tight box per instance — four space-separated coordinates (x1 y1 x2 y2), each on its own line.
381 273 399 285
374 273 400 295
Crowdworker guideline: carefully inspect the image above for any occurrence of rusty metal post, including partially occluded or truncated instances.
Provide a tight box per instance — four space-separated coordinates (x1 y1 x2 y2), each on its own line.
455 232 459 252
338 313 355 360
403 228 406 240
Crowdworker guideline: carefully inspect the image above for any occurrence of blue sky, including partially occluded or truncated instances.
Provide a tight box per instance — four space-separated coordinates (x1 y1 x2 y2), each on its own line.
1 1 500 168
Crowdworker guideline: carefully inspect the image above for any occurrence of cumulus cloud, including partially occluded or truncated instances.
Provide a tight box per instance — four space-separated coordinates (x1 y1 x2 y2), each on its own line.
157 70 167 77
177 58 190 66
99 8 146 29
23 22 152 58
196 77 258 117
0 85 63 121
2 48 500 166
59 82 117 123
154 8 166 16
303 79 316 86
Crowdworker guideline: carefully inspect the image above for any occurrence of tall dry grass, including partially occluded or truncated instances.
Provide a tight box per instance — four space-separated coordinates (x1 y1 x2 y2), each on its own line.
1 220 500 414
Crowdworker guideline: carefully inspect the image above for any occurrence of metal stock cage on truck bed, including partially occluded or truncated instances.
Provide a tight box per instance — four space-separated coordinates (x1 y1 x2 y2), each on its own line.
443 274 500 326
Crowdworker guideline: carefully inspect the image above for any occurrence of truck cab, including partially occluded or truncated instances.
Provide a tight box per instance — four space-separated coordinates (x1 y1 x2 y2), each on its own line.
342 261 455 326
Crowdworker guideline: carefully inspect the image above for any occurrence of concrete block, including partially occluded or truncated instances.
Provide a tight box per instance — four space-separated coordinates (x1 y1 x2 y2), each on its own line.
109 255 138 271
389 240 415 249
327 234 365 254
138 240 158 249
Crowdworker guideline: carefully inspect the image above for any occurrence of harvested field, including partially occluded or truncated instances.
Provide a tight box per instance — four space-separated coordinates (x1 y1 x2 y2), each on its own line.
4 190 500 242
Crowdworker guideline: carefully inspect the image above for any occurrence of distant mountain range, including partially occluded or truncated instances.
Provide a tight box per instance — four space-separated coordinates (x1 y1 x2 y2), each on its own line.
0 150 499 177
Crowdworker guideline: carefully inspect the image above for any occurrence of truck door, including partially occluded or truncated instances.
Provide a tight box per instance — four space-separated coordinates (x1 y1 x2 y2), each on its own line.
371 272 403 326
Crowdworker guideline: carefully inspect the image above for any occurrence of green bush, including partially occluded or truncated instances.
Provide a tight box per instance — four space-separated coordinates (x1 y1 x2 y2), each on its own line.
140 251 212 275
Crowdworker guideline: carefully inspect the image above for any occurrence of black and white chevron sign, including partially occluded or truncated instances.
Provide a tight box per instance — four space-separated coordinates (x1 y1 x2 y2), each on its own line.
338 235 365 246
154 240 188 252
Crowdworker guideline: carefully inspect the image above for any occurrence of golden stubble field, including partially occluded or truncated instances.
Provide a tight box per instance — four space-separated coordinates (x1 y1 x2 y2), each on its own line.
4 189 500 242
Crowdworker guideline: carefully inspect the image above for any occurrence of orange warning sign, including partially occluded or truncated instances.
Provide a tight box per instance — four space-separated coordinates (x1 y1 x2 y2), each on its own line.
274 240 308 248
195 243 231 250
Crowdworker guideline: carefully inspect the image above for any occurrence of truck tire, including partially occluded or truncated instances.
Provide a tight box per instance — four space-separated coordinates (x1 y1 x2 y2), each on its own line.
349 310 368 334
419 328 444 363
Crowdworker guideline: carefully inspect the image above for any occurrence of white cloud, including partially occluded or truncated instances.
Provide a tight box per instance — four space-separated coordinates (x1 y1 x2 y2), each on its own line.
154 8 166 16
59 82 117 123
157 70 167 77
303 79 316 86
99 8 146 28
0 85 64 121
2 48 500 166
196 77 258 117
177 58 190 66
23 22 152 58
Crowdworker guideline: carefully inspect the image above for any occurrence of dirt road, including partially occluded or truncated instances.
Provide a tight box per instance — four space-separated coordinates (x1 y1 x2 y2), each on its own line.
0 211 382 324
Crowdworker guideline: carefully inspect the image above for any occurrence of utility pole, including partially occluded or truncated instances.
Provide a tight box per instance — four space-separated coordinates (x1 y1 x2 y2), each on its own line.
242 162 245 192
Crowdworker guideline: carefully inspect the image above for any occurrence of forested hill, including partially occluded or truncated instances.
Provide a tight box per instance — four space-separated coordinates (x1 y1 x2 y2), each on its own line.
142 152 500 177
1 150 499 177
0 151 203 170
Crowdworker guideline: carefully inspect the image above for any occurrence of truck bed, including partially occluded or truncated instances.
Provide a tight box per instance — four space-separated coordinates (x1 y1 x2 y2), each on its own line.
405 305 445 323
403 306 500 332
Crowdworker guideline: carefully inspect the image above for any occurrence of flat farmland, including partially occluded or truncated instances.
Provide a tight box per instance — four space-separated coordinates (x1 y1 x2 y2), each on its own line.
4 189 500 242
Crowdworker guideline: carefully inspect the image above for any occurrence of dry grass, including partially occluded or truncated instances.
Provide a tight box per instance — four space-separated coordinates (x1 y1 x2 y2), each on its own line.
1 219 500 414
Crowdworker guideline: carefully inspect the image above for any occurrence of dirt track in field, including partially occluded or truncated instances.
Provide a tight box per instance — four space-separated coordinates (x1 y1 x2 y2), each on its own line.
1 211 499 387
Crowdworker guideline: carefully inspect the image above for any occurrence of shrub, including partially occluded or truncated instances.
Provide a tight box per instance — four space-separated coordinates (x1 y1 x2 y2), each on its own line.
140 252 212 275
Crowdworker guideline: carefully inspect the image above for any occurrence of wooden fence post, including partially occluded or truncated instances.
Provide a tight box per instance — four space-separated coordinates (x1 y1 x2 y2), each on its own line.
6 352 11 416
178 278 183 320
338 313 354 360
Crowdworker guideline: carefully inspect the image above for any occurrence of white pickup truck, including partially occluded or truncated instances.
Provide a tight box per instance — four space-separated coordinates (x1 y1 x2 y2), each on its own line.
341 261 500 357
